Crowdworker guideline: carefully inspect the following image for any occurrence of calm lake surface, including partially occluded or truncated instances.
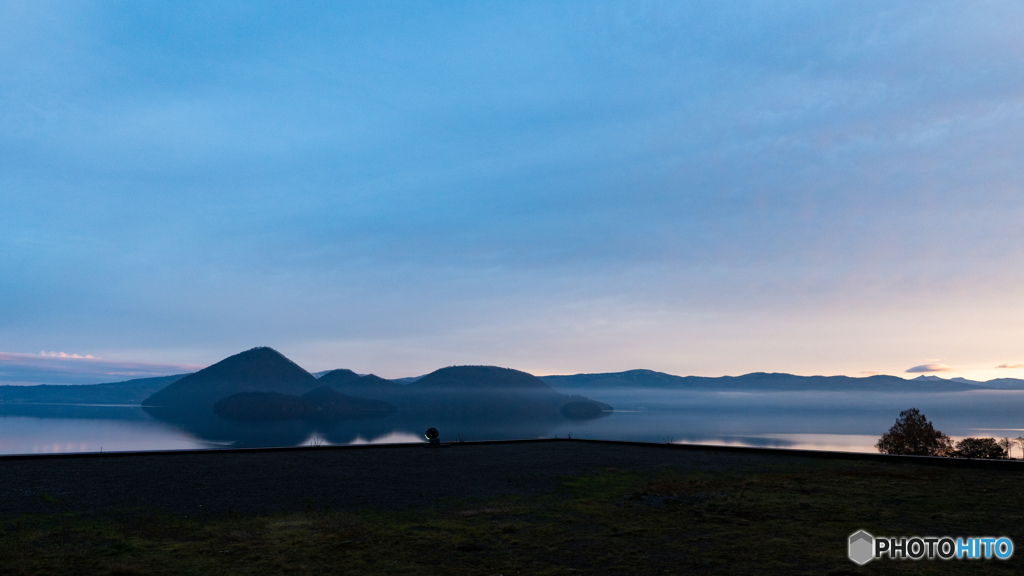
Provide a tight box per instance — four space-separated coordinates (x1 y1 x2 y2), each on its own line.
2 389 1023 455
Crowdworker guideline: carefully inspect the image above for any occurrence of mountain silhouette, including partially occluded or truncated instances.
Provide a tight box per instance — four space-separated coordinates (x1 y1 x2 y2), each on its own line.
328 365 611 421
413 366 552 389
142 347 318 411
539 370 1008 392
317 368 361 387
352 374 397 388
320 371 398 390
0 374 187 405
138 353 611 447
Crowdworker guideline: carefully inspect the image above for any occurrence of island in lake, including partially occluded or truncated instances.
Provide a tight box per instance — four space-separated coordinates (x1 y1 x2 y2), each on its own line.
138 347 612 446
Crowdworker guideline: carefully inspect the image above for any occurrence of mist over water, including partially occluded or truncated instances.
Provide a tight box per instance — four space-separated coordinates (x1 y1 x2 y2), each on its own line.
547 388 1024 452
2 388 1023 455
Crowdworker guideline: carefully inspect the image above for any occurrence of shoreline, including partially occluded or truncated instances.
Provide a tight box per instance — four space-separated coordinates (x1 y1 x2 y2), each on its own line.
0 436 1018 469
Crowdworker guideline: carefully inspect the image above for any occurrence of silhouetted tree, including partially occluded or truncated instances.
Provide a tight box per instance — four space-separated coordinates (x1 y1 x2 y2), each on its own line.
998 437 1013 459
1015 436 1024 460
953 437 1007 459
876 408 953 456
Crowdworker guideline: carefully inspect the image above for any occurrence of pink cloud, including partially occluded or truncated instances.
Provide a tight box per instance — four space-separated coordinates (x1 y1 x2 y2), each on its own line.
996 363 1024 369
906 363 954 373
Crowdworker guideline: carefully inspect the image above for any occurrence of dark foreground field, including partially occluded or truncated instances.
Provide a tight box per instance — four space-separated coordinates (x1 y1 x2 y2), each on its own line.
1 440 1021 575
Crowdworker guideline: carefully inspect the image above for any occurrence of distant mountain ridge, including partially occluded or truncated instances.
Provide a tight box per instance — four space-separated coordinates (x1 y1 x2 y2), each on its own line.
0 374 188 404
8 351 1021 410
539 370 1024 391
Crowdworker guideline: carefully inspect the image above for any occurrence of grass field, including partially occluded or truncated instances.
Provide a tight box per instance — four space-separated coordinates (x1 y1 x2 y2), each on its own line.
2 455 1021 575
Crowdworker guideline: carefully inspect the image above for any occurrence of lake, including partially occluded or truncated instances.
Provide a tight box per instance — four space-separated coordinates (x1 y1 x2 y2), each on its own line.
2 388 1022 455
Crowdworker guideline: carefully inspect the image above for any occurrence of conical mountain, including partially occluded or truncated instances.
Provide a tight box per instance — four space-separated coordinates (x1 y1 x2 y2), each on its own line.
142 347 318 411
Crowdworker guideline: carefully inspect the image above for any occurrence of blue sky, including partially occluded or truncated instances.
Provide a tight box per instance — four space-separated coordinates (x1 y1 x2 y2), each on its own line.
2 1 1024 383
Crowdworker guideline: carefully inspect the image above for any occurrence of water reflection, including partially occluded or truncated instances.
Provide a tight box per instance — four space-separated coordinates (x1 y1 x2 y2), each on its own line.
675 434 883 452
142 406 568 448
0 413 199 454
2 389 1023 455
345 432 425 445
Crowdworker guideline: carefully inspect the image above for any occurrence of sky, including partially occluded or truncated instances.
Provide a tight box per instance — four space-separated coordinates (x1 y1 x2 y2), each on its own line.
2 1 1024 384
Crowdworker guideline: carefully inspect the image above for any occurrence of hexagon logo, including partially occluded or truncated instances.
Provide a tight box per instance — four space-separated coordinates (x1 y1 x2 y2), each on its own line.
848 530 874 565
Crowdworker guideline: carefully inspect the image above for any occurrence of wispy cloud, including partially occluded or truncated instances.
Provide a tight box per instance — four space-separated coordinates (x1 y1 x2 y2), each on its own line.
0 351 201 386
38 351 98 359
906 363 954 373
996 363 1024 369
